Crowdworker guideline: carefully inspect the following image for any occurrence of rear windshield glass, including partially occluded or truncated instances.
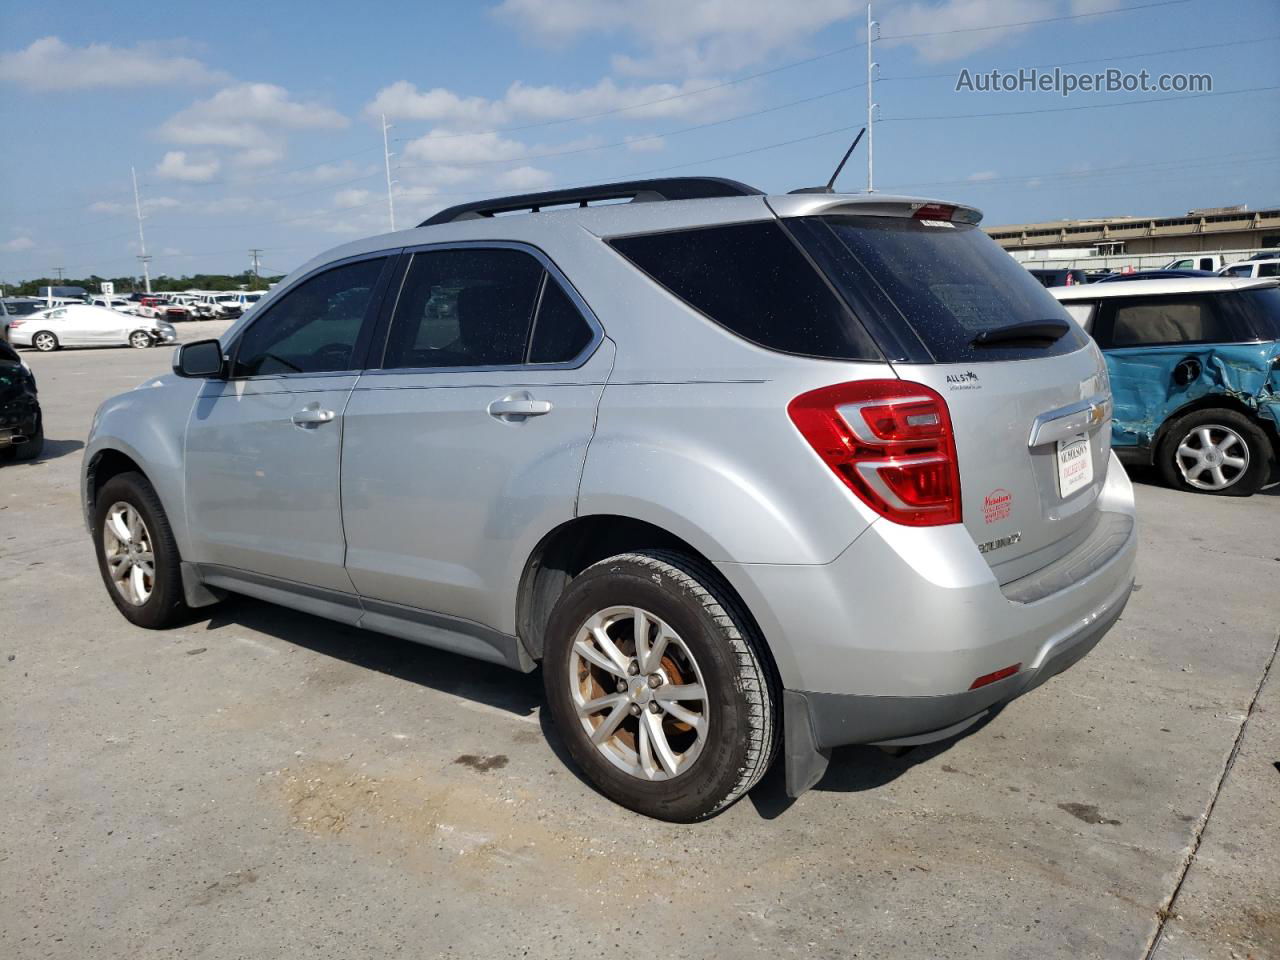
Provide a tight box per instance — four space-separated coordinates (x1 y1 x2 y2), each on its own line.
792 215 1088 363
608 221 881 361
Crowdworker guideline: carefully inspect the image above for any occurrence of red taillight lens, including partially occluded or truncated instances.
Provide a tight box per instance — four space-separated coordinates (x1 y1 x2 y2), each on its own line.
787 379 962 526
912 202 957 221
969 663 1021 690
9 319 25 328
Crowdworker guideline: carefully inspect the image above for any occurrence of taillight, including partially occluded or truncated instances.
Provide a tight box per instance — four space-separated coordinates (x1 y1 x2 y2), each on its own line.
787 380 962 526
9 319 25 328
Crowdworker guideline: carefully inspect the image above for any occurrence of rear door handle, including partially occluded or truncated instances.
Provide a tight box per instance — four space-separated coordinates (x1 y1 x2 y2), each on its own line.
292 405 336 426
488 394 552 421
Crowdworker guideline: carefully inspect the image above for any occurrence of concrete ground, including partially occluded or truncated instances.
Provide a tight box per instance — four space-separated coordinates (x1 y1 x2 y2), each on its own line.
2 324 1277 960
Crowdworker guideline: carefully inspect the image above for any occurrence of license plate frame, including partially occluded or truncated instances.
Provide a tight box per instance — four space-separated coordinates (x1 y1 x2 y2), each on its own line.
1056 433 1093 498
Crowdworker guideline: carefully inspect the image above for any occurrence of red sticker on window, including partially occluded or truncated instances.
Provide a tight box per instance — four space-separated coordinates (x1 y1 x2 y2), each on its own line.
983 489 1012 524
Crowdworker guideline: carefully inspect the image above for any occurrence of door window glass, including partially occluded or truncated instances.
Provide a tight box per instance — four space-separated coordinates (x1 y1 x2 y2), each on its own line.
233 258 386 376
383 248 543 369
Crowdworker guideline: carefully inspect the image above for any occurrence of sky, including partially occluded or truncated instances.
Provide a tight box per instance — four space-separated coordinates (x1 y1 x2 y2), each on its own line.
1 0 1277 283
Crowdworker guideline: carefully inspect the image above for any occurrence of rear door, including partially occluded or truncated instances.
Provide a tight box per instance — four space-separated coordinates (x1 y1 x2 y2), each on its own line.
341 243 610 636
790 214 1111 581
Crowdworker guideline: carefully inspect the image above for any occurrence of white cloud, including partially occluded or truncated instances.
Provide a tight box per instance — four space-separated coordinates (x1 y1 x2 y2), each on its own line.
493 0 860 75
367 75 734 128
2 236 35 252
402 129 528 167
88 196 180 215
158 83 347 162
968 170 998 181
0 36 226 92
333 188 373 208
877 0 1060 63
155 150 221 182
625 133 666 152
1026 177 1043 188
494 166 554 190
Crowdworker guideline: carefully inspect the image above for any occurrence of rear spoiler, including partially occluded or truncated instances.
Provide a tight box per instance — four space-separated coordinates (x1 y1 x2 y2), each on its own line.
766 193 983 225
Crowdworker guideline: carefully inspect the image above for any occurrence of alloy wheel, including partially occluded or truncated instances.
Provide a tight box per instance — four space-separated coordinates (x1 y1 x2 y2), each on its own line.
568 605 709 781
1175 424 1250 491
102 501 156 605
34 333 56 352
129 331 152 349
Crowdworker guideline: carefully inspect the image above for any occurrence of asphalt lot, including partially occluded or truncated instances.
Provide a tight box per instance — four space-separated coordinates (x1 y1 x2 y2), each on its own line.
2 323 1277 960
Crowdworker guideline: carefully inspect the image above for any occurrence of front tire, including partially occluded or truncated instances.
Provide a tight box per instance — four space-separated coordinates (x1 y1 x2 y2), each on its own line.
1158 409 1271 496
128 330 153 349
32 331 58 352
92 471 190 628
542 550 777 822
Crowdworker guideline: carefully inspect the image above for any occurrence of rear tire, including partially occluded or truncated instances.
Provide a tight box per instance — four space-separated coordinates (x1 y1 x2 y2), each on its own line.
32 331 58 352
542 550 777 822
92 471 190 628
1157 408 1271 497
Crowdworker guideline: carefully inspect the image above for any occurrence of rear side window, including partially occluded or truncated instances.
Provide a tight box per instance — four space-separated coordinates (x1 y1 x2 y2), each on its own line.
529 279 593 363
793 216 1087 363
1093 296 1233 348
608 222 881 361
1224 265 1254 277
1060 301 1097 332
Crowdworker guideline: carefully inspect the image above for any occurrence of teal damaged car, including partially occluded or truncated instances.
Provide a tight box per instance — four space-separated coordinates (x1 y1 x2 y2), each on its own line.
1052 278 1280 496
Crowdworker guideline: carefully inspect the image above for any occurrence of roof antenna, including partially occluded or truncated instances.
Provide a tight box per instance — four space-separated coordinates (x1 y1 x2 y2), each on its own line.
789 128 866 195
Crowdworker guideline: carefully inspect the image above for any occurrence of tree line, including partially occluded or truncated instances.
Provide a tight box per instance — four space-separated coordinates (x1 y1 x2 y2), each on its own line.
1 272 285 297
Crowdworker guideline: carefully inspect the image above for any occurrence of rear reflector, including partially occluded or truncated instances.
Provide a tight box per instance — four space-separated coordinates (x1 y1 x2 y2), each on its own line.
787 379 962 526
969 663 1021 690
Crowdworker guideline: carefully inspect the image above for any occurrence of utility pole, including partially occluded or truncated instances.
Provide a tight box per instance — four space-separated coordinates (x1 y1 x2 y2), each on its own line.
131 166 152 294
53 267 65 281
866 3 879 192
249 248 262 285
382 113 397 232
49 267 64 305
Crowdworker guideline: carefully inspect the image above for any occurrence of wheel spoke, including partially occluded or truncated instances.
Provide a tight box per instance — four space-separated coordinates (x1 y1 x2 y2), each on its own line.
663 701 705 730
1196 427 1215 451
576 692 626 718
655 683 705 704
633 608 655 671
1176 443 1198 461
108 553 130 575
589 700 629 744
638 713 659 779
573 639 626 678
1185 460 1208 480
129 564 148 603
642 711 680 777
107 510 132 544
127 508 143 541
589 622 631 673
1210 465 1228 488
1221 455 1246 470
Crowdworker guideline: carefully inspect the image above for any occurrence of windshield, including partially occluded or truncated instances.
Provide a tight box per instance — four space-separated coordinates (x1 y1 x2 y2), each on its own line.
789 215 1088 363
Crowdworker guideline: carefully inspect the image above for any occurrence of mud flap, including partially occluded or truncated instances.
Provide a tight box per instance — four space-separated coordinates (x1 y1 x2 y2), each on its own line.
783 690 831 797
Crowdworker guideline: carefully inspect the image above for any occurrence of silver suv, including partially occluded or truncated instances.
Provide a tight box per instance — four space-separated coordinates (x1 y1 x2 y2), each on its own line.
83 178 1137 821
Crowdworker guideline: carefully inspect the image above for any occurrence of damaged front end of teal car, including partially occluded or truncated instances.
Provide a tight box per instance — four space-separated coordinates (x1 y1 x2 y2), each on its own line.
1057 280 1280 496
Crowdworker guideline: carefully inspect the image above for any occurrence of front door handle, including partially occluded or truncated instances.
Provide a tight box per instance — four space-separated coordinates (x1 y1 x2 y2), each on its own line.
488 393 552 422
292 405 336 426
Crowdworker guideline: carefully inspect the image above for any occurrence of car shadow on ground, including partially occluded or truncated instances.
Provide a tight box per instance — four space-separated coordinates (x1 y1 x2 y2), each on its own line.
1 437 84 465
199 595 543 720
197 593 993 821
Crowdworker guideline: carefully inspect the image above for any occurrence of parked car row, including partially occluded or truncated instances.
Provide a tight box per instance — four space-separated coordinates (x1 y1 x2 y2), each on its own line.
7 303 178 352
1025 252 1280 287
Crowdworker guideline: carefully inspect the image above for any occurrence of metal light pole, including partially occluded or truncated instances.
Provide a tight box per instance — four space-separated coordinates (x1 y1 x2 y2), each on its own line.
249 248 262 284
132 166 152 294
866 3 879 192
382 114 397 232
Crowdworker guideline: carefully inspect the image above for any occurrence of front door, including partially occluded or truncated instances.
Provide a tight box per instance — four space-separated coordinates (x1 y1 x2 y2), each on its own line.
184 255 393 593
341 244 610 635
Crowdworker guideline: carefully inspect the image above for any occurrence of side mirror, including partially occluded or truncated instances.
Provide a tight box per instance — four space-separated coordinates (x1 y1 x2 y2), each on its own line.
174 339 226 378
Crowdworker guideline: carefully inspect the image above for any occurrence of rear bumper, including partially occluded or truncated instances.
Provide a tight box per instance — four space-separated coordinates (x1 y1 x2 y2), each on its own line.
714 450 1138 795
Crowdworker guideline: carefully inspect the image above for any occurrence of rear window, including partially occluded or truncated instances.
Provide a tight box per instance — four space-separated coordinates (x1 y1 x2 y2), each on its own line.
791 216 1088 363
1226 286 1280 339
608 221 881 361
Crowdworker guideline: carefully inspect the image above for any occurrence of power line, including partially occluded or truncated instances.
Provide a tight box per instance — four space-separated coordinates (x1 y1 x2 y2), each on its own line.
881 84 1280 122
878 0 1195 41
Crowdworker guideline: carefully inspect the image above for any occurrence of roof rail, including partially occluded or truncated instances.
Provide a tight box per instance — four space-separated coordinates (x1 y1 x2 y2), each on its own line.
418 177 763 227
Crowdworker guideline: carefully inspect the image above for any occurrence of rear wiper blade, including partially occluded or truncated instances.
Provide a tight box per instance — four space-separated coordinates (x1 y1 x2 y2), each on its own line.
970 320 1070 347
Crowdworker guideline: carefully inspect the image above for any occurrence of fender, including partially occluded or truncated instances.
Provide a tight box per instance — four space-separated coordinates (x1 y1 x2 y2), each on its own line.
83 375 201 557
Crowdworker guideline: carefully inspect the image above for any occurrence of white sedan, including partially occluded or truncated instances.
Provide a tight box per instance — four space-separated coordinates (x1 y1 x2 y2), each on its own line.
8 304 177 352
